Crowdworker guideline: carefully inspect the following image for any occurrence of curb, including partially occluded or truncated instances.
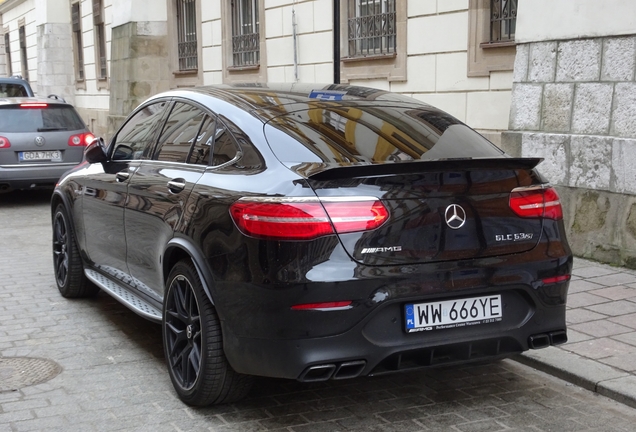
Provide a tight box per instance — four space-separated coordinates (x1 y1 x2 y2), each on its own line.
513 347 636 409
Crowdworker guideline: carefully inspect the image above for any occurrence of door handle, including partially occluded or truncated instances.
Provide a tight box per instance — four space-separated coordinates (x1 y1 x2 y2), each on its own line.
115 171 130 182
167 179 186 193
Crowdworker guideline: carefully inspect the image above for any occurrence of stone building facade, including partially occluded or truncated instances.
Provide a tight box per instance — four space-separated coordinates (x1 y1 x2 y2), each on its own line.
502 0 636 267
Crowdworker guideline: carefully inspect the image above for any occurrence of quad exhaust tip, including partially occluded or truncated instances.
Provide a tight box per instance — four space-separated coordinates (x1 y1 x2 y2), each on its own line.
528 330 567 349
298 360 366 382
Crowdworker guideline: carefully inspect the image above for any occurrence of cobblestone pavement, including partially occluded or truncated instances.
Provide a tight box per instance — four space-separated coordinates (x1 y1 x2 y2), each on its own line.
1 190 636 432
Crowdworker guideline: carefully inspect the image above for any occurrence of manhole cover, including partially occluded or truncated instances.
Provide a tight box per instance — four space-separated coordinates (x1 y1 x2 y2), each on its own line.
0 357 62 391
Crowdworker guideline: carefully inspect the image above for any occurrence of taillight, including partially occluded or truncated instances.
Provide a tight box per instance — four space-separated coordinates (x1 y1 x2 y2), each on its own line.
0 136 10 148
229 198 389 240
541 274 571 285
68 132 95 147
509 186 563 220
291 301 353 311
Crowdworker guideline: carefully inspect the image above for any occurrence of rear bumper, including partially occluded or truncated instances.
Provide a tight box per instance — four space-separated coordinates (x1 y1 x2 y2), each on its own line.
223 298 567 380
0 163 77 189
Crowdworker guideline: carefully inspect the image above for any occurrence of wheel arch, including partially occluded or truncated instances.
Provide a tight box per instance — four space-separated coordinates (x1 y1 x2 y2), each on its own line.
164 238 216 306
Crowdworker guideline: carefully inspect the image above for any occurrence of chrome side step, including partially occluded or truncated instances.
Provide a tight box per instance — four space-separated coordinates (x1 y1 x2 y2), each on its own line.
85 269 162 323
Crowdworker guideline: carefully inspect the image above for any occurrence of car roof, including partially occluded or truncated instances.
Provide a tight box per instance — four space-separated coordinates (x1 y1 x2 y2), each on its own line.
146 83 426 119
0 97 72 107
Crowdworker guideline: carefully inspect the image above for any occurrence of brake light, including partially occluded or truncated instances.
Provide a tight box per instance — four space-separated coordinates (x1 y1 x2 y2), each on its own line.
20 103 48 108
68 132 95 147
0 136 10 148
509 186 563 220
229 198 389 240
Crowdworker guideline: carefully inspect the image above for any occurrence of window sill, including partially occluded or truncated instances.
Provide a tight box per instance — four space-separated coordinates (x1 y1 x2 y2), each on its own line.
479 41 516 49
342 52 397 63
173 69 198 76
228 65 260 72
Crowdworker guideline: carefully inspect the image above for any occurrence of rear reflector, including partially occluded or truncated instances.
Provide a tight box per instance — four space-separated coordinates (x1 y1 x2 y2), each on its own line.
68 132 95 147
541 274 571 285
229 198 389 240
510 186 563 220
291 301 352 311
0 136 10 148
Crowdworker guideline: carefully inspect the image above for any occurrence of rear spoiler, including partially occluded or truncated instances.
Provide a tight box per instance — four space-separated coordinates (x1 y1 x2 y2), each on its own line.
290 158 544 181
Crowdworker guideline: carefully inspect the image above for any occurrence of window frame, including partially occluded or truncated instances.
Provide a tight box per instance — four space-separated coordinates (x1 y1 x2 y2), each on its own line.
18 23 28 82
3 30 12 77
176 0 198 72
92 0 108 88
467 0 516 77
221 0 267 83
71 2 85 87
168 0 202 87
338 0 406 83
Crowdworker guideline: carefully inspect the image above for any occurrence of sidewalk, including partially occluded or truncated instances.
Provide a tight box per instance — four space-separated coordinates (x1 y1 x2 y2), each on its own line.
515 257 636 409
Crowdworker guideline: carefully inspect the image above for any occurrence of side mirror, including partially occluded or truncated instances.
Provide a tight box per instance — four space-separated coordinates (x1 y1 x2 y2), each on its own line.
84 137 108 164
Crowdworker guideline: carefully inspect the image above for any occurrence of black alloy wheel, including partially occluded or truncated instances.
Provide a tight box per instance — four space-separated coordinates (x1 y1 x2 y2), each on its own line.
163 259 252 406
52 204 98 298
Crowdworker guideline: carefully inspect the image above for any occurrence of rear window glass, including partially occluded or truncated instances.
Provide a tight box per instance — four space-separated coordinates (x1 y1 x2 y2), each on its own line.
264 106 503 164
0 83 30 97
0 105 86 132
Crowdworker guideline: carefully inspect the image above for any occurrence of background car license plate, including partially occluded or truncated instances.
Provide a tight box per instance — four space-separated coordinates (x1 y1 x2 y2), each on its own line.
19 151 62 162
405 295 502 333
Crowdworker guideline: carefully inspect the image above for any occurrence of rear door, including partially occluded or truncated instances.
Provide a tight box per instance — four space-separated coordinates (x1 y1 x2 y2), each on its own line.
124 101 210 297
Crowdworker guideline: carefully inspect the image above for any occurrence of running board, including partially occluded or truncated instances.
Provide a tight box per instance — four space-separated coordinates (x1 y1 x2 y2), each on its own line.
85 269 162 323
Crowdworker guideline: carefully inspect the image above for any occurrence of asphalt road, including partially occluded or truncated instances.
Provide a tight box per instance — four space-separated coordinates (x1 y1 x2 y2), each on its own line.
1 189 635 432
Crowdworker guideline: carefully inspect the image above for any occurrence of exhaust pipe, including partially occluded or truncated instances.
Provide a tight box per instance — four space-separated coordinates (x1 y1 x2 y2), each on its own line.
549 330 568 345
298 364 336 382
528 333 550 349
333 360 366 380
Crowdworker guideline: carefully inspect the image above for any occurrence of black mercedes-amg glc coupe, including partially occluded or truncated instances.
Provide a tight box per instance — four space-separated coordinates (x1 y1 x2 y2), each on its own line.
51 84 572 406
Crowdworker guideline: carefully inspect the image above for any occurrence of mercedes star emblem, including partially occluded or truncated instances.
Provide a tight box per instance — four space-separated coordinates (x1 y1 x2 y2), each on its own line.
445 204 467 229
35 136 46 147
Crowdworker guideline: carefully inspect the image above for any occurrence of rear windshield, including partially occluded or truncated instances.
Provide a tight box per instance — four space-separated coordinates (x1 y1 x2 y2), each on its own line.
264 105 504 164
0 105 86 132
0 83 30 97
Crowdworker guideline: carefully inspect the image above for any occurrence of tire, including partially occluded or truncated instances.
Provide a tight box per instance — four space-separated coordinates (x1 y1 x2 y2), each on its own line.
52 204 99 298
163 259 253 406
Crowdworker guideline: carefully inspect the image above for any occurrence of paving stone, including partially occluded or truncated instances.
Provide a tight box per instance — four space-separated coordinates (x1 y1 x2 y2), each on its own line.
566 292 610 308
565 308 607 324
587 300 636 316
587 273 636 287
564 338 636 359
609 313 636 329
589 285 636 300
571 265 619 278
569 320 633 337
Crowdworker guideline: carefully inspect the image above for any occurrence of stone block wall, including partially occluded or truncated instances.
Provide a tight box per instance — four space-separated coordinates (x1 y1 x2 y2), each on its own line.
503 36 636 268
36 23 74 102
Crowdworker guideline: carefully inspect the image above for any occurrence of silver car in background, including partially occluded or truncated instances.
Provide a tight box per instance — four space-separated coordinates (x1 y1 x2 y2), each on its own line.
0 97 93 193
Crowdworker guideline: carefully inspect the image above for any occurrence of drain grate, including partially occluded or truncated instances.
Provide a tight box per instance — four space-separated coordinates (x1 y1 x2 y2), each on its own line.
0 357 62 392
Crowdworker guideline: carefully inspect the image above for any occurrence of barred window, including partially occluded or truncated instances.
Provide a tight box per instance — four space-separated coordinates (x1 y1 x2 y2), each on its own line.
93 0 108 80
177 0 198 71
18 25 28 81
4 33 12 76
348 0 396 57
231 0 259 67
489 0 517 43
71 2 84 81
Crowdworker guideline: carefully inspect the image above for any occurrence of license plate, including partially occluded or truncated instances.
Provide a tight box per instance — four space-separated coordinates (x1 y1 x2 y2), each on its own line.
405 295 502 333
19 151 62 162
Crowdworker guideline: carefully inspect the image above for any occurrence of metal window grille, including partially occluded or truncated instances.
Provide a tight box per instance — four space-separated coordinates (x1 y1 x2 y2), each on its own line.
177 0 198 71
348 0 396 57
4 33 12 76
490 0 517 43
231 0 260 67
71 3 84 80
18 25 28 81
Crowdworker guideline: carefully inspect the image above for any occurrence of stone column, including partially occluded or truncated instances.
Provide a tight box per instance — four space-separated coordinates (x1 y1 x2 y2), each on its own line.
34 0 75 102
107 0 171 135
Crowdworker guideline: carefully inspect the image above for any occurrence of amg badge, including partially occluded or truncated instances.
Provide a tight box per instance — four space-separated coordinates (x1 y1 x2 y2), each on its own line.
361 246 402 254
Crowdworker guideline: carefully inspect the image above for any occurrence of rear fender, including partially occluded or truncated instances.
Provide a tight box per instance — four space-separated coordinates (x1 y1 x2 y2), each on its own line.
164 237 216 306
